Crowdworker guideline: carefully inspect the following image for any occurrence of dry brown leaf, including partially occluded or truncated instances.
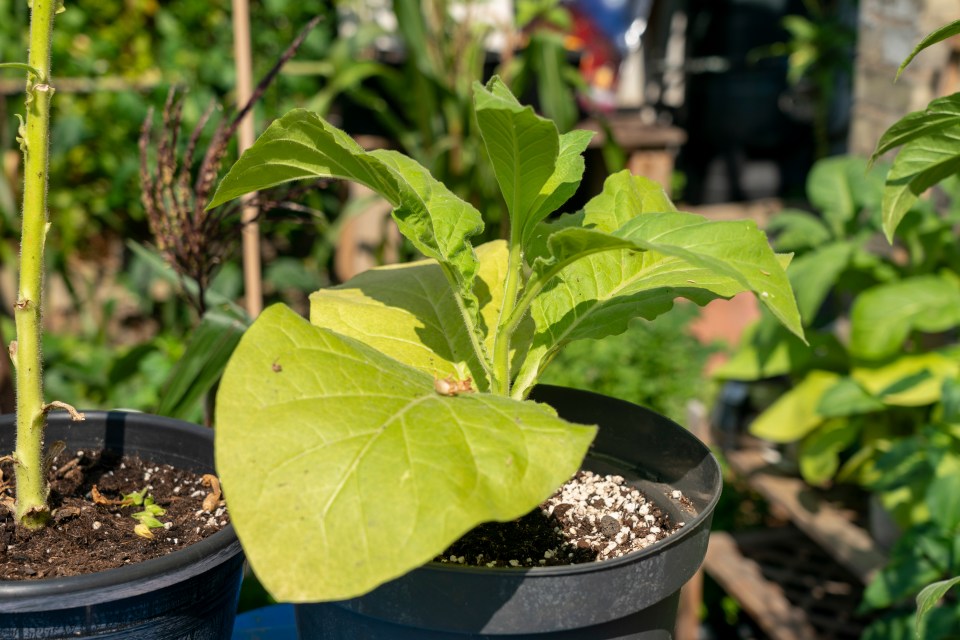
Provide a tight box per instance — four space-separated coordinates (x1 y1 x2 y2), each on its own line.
91 485 122 506
201 474 222 512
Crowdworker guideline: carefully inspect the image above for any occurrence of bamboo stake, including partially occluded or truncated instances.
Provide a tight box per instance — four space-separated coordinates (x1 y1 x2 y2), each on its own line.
231 0 262 318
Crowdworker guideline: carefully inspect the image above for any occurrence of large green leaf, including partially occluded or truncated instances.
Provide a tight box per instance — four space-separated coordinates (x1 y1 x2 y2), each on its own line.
881 125 960 240
511 178 803 396
519 129 594 252
917 577 960 637
215 304 595 602
849 275 960 360
474 77 559 240
581 171 676 232
806 156 860 235
613 211 802 335
206 109 484 311
767 209 832 252
816 377 885 418
852 352 960 407
749 371 838 443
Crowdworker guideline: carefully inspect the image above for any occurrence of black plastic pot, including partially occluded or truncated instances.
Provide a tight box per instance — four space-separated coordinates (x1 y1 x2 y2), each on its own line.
296 385 722 639
0 411 244 639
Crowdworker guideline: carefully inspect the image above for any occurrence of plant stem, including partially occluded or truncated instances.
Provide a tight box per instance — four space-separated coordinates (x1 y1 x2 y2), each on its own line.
14 0 58 529
492 237 524 395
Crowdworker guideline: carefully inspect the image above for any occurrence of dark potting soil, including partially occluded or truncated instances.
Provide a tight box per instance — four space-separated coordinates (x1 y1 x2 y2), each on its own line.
436 471 688 568
0 449 227 580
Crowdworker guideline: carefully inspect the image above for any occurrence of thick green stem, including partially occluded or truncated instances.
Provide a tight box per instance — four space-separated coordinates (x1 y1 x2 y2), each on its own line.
437 263 494 387
14 0 58 529
491 238 524 395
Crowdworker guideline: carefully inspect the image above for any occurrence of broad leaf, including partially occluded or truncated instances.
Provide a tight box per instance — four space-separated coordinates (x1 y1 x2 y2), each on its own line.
512 179 803 396
613 211 803 336
206 109 484 312
806 156 860 235
881 125 960 240
215 304 596 602
852 352 960 407
816 377 885 418
749 371 838 443
520 129 594 252
849 275 960 360
474 77 559 239
581 171 676 232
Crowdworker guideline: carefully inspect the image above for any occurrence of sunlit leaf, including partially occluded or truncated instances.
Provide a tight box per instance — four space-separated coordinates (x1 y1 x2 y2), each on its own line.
215 305 595 602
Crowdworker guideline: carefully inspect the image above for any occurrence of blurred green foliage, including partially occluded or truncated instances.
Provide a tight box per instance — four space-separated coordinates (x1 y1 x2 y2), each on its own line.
541 304 720 424
0 1 340 418
0 0 336 258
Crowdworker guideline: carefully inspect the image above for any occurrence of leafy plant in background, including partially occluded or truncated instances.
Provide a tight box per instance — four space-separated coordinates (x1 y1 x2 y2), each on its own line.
1 0 333 260
755 0 856 158
723 17 960 638
863 17 960 639
207 77 802 602
0 2 340 426
292 0 587 238
716 160 960 637
715 153 960 493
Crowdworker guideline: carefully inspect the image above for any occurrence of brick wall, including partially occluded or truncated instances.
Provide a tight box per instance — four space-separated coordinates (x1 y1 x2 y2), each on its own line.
848 0 959 156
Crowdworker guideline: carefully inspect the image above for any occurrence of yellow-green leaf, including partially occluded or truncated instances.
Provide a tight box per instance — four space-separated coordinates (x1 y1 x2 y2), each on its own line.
749 371 839 443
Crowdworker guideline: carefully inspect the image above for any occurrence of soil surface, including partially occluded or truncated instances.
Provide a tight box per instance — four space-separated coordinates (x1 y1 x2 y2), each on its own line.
0 449 227 580
436 471 688 568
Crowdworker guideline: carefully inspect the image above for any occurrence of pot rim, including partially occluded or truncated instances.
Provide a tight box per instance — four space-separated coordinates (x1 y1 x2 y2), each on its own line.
0 411 242 605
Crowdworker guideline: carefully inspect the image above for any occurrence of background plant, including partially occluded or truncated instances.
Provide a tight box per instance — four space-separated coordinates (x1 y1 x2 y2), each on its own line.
715 154 960 494
718 18 960 637
293 0 589 239
866 17 960 638
542 303 720 424
0 2 340 424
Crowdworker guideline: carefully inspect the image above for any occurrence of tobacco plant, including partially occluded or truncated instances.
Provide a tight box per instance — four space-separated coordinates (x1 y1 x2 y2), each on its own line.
209 77 803 602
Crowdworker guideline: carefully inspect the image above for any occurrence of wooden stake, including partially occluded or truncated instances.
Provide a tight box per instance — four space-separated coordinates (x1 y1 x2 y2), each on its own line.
231 0 262 318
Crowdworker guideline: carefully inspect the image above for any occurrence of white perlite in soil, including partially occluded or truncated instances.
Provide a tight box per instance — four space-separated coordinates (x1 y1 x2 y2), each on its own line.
542 471 686 561
435 470 690 568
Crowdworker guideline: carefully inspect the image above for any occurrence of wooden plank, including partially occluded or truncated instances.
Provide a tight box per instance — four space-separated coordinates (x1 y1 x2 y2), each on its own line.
577 116 687 150
726 447 887 584
704 532 818 640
